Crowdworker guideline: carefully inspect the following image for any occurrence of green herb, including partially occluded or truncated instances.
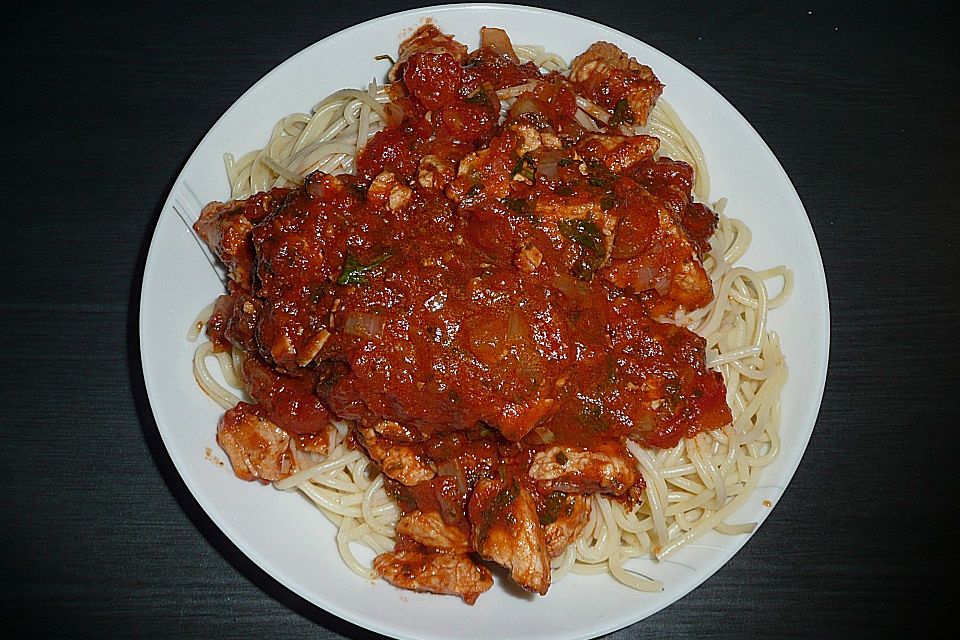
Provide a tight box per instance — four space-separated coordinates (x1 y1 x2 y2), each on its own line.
336 251 393 286
558 219 606 280
374 54 396 65
476 479 520 542
600 195 616 211
558 219 603 253
587 176 607 187
492 481 519 513
465 87 490 105
557 157 574 167
539 492 568 526
662 381 682 411
511 154 537 182
309 283 327 304
610 98 635 125
501 197 529 215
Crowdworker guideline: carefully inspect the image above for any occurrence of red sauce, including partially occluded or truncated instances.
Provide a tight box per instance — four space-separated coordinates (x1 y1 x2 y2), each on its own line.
198 27 729 568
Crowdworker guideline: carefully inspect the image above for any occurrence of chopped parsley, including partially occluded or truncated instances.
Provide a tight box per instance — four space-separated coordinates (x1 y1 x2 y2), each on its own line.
336 251 393 286
465 87 491 106
587 176 608 188
558 219 606 280
501 196 530 215
511 154 537 182
610 98 635 125
539 492 571 526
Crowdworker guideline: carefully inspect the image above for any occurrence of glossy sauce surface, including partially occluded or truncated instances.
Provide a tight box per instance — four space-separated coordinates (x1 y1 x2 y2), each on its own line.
195 26 731 599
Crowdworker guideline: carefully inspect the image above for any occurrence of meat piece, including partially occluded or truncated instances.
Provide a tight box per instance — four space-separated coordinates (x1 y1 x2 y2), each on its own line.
204 293 237 352
389 24 468 82
604 307 733 449
204 290 261 354
513 241 543 273
678 202 718 258
576 133 659 174
373 419 423 444
509 121 562 157
494 396 556 443
356 122 423 183
541 494 591 558
217 402 297 482
468 477 550 595
570 42 664 126
358 426 436 486
602 184 713 314
446 130 518 203
195 200 251 286
242 355 333 435
631 156 695 196
251 173 359 370
367 171 412 211
374 549 493 605
630 157 718 257
534 191 603 225
397 510 470 553
529 447 637 496
417 155 455 190
404 475 474 530
464 30 544 91
297 328 331 366
535 192 618 281
295 431 330 456
193 189 289 290
403 51 465 111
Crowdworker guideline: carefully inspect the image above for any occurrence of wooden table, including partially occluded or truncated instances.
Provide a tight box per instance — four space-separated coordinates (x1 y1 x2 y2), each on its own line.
2 1 955 637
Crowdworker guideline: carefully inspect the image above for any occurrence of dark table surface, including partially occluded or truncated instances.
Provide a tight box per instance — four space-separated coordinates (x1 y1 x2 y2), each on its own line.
2 0 957 637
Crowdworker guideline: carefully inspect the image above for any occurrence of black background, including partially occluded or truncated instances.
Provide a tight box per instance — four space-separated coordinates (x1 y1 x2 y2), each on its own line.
2 1 957 637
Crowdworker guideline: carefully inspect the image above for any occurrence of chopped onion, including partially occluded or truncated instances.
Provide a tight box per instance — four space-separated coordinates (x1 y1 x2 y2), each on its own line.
480 27 520 62
631 265 657 289
536 149 564 179
655 274 672 295
552 273 593 306
510 96 541 117
383 102 406 127
506 310 525 342
533 426 556 444
437 461 468 493
343 312 385 340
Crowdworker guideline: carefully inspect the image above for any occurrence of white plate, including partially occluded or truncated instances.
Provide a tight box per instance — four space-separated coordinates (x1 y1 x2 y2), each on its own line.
140 4 829 639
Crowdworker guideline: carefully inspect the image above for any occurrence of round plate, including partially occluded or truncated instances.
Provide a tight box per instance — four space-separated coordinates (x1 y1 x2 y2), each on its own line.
139 4 829 639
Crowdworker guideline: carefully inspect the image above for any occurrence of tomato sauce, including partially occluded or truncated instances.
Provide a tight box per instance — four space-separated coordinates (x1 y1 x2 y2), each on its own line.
198 31 728 538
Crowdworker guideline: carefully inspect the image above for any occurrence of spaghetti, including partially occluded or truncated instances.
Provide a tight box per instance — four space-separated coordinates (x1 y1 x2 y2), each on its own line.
190 33 791 596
